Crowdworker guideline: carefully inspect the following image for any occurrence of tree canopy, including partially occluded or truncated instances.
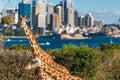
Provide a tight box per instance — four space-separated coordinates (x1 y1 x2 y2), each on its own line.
1 14 15 25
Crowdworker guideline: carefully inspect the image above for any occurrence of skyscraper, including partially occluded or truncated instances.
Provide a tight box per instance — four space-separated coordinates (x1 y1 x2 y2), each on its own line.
32 0 47 35
84 13 94 27
66 8 74 26
65 0 74 8
32 6 40 27
47 3 54 14
74 10 78 27
46 3 54 29
33 0 47 14
37 13 46 35
60 0 64 24
78 16 84 27
61 0 74 25
32 0 47 26
18 0 31 27
94 20 103 27
51 13 59 30
56 6 62 26
32 0 41 27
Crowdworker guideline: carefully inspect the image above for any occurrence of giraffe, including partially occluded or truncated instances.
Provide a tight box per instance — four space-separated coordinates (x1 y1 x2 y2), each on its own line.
35 67 54 80
25 57 83 80
17 15 70 73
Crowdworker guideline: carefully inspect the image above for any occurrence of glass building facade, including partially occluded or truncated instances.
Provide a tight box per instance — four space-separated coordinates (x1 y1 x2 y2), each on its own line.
32 0 47 14
18 3 31 27
66 0 74 8
61 0 74 25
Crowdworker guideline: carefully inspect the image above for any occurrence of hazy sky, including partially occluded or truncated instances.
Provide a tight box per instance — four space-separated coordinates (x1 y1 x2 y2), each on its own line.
1 0 120 24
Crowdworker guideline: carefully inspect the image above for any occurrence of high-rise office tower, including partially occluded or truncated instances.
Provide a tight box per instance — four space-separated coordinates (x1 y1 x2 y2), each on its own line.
56 6 62 26
51 13 59 30
78 16 85 27
46 3 54 29
47 3 54 14
32 6 40 27
60 0 64 24
19 0 31 27
40 0 47 15
32 0 47 35
84 13 94 28
61 0 74 25
99 20 103 27
32 0 47 27
65 0 74 8
37 13 46 35
74 10 78 27
94 20 103 27
66 8 74 26
35 0 47 14
32 0 41 27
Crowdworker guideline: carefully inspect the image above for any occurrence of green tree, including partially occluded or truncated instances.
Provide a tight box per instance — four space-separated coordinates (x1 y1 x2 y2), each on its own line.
1 14 15 25
49 44 96 79
14 28 25 36
1 14 15 36
100 43 110 51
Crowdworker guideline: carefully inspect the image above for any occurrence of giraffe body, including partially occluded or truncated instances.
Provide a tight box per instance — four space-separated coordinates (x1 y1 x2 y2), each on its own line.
25 57 83 80
36 68 54 80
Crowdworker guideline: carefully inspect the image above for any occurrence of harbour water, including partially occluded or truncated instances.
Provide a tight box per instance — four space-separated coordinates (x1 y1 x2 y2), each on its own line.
4 36 120 50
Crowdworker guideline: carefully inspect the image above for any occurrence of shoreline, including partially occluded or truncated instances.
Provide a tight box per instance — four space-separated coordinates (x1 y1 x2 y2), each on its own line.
5 36 27 38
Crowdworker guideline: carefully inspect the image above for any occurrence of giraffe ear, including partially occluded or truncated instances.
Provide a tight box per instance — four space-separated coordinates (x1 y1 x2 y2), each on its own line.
20 15 23 19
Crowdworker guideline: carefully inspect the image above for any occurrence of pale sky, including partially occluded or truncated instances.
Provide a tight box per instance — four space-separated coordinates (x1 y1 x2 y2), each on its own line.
1 0 120 24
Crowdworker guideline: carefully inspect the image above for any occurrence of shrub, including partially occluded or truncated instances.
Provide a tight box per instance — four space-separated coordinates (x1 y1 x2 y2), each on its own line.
6 44 30 50
0 50 38 80
49 44 96 79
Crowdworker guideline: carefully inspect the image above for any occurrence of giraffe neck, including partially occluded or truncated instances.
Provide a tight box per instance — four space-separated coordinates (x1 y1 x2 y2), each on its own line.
23 25 45 56
23 25 70 74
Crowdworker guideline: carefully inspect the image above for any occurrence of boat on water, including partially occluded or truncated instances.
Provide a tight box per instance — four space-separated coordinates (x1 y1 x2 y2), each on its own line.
6 39 11 42
39 42 50 45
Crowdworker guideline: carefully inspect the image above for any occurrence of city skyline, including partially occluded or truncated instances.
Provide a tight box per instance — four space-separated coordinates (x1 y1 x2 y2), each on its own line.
1 0 120 24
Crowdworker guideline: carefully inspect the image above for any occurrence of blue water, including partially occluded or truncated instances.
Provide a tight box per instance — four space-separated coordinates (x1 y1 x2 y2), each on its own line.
4 36 120 50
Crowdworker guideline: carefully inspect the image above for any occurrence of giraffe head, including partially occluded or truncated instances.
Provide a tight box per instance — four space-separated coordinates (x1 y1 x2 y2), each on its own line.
25 57 44 70
17 15 27 28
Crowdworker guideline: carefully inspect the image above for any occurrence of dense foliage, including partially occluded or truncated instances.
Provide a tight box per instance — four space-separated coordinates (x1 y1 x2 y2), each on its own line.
0 50 38 80
1 14 15 25
0 43 120 80
6 44 30 50
49 44 96 79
